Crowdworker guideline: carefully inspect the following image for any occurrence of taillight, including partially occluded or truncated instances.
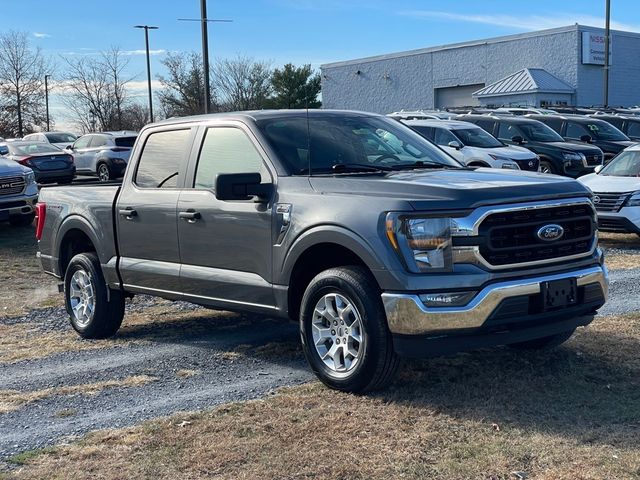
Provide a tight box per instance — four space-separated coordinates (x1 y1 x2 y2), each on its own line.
18 156 35 167
35 203 46 240
111 147 130 152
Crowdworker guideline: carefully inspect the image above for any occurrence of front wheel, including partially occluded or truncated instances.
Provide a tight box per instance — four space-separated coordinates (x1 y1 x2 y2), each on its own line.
508 328 576 350
539 160 556 174
64 252 125 338
299 266 399 393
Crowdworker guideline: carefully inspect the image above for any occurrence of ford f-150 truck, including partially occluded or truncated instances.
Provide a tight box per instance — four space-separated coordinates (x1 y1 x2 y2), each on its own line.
36 110 608 392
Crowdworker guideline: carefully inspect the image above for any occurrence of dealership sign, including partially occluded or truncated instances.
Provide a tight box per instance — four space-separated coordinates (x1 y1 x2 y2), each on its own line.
582 31 612 65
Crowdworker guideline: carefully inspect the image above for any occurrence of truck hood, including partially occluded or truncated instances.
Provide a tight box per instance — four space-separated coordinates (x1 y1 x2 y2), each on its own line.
499 145 537 159
310 168 590 210
579 173 640 193
0 156 29 176
537 142 603 154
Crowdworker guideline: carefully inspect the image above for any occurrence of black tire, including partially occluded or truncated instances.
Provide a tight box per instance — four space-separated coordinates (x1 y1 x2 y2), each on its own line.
64 252 125 339
299 266 399 393
508 328 576 350
539 160 556 175
9 214 35 227
97 163 112 182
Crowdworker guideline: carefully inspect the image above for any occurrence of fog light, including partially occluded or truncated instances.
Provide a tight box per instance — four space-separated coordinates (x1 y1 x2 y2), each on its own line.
419 291 477 307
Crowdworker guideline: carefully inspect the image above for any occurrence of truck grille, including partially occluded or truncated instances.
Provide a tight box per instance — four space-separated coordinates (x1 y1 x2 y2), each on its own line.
477 204 595 266
0 175 26 196
592 192 631 213
584 153 603 166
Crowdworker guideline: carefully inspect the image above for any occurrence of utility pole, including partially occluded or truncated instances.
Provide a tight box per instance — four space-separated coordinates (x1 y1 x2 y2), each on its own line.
44 74 51 131
603 0 611 108
134 25 159 122
178 2 232 114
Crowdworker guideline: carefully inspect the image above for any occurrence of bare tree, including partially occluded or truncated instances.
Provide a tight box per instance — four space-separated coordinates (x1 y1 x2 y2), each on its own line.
0 31 51 137
213 55 272 111
157 52 209 117
61 48 133 132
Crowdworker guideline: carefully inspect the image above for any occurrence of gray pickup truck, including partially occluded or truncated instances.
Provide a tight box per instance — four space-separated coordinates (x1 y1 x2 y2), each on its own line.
36 110 608 392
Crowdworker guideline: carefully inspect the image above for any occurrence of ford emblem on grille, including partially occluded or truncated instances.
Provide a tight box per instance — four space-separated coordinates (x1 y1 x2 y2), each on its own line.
537 224 565 242
592 195 601 204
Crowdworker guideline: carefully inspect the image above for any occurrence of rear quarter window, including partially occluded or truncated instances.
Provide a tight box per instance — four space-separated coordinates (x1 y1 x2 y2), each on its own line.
115 137 136 148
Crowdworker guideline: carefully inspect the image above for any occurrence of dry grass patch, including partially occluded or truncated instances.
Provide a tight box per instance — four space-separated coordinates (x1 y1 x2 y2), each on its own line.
605 253 640 270
175 369 200 378
0 226 60 317
9 313 640 480
599 232 640 251
0 375 156 414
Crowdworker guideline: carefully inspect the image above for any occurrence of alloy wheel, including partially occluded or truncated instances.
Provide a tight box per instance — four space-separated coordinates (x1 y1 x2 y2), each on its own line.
69 269 95 327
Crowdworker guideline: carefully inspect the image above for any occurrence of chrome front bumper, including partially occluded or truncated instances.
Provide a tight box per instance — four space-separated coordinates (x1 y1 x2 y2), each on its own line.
382 265 608 335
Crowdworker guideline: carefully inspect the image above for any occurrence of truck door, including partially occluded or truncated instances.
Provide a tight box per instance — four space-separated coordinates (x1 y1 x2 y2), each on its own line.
177 124 276 310
115 127 194 295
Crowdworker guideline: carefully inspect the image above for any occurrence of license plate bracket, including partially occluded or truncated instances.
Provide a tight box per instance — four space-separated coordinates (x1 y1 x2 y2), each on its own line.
542 278 578 310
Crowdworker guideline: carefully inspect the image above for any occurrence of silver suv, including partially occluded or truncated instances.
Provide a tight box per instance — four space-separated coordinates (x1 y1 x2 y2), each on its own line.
0 154 38 226
65 131 137 182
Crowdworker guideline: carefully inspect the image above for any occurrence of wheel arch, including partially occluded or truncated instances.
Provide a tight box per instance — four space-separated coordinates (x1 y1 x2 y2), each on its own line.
55 216 102 277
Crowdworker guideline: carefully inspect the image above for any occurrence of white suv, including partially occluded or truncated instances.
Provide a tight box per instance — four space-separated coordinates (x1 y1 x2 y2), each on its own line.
401 119 540 171
579 144 640 235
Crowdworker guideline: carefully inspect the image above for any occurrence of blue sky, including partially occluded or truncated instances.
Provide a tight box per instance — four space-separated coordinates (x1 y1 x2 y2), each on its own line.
3 0 639 129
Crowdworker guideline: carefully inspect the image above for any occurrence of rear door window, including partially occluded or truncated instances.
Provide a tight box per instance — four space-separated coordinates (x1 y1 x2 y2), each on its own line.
73 136 92 149
90 135 108 148
135 129 191 189
194 127 268 190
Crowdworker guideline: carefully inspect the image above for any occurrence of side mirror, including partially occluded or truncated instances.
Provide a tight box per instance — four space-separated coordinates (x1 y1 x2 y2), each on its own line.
447 140 463 150
594 165 604 174
580 134 593 143
511 135 525 144
215 173 272 202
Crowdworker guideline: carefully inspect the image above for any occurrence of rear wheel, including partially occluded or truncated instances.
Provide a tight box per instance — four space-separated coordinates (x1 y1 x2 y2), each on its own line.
508 329 576 350
64 252 125 338
97 163 112 182
539 160 556 174
9 214 35 227
299 266 399 393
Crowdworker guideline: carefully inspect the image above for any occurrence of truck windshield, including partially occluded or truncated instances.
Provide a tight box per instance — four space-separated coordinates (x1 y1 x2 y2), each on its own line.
599 150 640 176
452 128 503 148
584 121 629 141
517 122 565 142
256 114 462 175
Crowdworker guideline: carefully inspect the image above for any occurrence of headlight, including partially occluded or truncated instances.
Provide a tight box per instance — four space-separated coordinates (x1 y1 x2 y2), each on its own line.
561 151 585 162
626 192 640 207
25 171 35 185
386 214 452 272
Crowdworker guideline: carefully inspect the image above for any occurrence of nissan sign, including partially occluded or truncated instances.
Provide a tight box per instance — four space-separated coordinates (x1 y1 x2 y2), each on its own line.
582 31 612 66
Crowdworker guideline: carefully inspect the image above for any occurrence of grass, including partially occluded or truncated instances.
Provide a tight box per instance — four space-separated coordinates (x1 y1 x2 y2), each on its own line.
0 375 157 414
6 313 640 480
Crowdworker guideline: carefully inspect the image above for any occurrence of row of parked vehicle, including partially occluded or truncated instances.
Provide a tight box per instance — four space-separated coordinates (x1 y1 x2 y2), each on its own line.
0 130 137 226
389 108 640 236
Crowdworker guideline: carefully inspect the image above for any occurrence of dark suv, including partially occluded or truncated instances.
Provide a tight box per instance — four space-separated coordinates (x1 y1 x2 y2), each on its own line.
587 114 640 141
528 114 634 162
457 114 604 177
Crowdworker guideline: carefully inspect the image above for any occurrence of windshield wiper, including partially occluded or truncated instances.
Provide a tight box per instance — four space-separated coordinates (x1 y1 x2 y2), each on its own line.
390 161 453 171
297 163 392 175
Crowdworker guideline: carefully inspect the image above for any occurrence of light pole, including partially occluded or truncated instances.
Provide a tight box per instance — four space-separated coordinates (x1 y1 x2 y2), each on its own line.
134 24 159 122
179 1 232 114
44 74 51 131
603 0 611 108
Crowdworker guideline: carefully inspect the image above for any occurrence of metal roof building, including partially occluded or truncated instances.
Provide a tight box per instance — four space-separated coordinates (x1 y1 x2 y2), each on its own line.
320 25 640 112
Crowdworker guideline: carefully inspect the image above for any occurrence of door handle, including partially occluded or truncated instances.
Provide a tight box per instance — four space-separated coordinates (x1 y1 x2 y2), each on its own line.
118 208 137 219
179 210 201 223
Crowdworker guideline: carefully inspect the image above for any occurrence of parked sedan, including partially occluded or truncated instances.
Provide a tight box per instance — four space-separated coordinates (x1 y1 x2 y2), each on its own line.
1 141 75 184
23 131 78 149
402 119 539 171
579 144 640 235
66 131 137 181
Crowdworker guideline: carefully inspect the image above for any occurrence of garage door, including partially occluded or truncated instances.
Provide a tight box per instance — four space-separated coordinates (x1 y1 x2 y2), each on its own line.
435 84 484 109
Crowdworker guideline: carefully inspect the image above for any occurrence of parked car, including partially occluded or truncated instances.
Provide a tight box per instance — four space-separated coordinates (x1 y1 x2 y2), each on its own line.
66 131 137 182
578 144 640 235
36 110 607 393
588 114 640 141
0 153 38 226
401 119 538 171
528 114 635 162
23 131 78 149
494 107 557 116
458 114 604 177
1 141 75 184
